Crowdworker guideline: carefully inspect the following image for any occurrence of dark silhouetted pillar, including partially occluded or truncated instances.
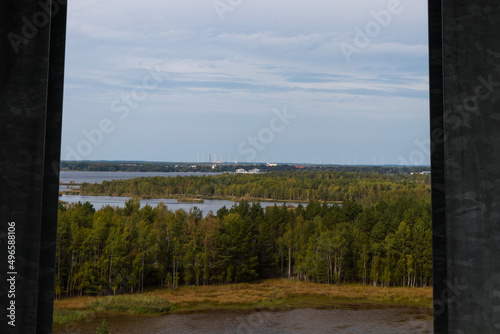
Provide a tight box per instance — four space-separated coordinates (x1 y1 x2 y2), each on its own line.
0 1 67 333
431 1 500 332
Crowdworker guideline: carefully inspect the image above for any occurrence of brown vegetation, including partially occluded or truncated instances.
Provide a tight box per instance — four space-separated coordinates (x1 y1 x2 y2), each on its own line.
144 279 432 310
54 278 432 325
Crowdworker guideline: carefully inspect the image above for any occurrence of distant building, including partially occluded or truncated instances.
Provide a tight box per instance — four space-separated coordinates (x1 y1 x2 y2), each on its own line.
411 171 431 175
267 163 278 167
236 168 261 174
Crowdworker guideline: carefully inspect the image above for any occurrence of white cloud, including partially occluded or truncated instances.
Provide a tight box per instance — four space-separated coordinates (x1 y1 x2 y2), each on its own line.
62 0 430 163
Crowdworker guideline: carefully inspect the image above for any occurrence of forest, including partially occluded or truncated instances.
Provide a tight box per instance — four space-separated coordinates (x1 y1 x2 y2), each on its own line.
80 171 431 206
56 172 432 298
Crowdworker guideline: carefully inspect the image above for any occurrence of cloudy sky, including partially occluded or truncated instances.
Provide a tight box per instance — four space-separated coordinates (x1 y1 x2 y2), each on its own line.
61 0 430 165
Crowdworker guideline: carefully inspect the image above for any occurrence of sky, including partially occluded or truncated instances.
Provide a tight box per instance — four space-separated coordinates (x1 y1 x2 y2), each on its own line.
61 0 430 165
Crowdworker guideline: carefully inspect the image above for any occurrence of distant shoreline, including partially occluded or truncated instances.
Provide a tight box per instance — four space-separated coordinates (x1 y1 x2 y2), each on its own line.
59 190 342 205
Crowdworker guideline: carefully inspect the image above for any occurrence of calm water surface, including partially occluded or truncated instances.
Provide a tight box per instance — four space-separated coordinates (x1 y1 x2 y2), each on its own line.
53 308 432 334
60 171 221 184
59 195 300 216
59 171 303 215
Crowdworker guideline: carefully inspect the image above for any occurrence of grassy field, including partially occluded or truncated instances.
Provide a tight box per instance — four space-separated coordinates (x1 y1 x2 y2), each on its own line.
53 279 432 325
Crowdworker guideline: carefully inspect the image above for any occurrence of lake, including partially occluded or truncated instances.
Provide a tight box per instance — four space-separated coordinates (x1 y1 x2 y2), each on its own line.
59 171 303 215
60 171 222 184
53 307 433 334
59 195 301 216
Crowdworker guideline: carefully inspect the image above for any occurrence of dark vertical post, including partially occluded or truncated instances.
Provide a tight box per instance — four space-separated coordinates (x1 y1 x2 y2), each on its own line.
38 1 67 332
428 0 448 332
432 0 500 332
0 1 67 333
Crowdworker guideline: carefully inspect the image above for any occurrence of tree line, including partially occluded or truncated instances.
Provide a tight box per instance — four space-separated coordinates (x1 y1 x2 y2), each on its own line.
55 186 431 298
80 171 430 206
62 161 430 175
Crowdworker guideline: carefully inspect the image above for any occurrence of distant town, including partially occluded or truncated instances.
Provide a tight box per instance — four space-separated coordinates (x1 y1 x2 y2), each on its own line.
60 160 430 175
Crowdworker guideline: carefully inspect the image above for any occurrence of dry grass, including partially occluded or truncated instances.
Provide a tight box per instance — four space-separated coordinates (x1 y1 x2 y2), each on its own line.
90 295 170 314
146 279 432 310
54 296 97 310
54 279 432 324
53 309 94 325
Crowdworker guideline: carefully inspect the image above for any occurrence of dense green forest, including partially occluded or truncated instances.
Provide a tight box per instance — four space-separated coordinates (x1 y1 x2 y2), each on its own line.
80 171 430 206
56 185 432 298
